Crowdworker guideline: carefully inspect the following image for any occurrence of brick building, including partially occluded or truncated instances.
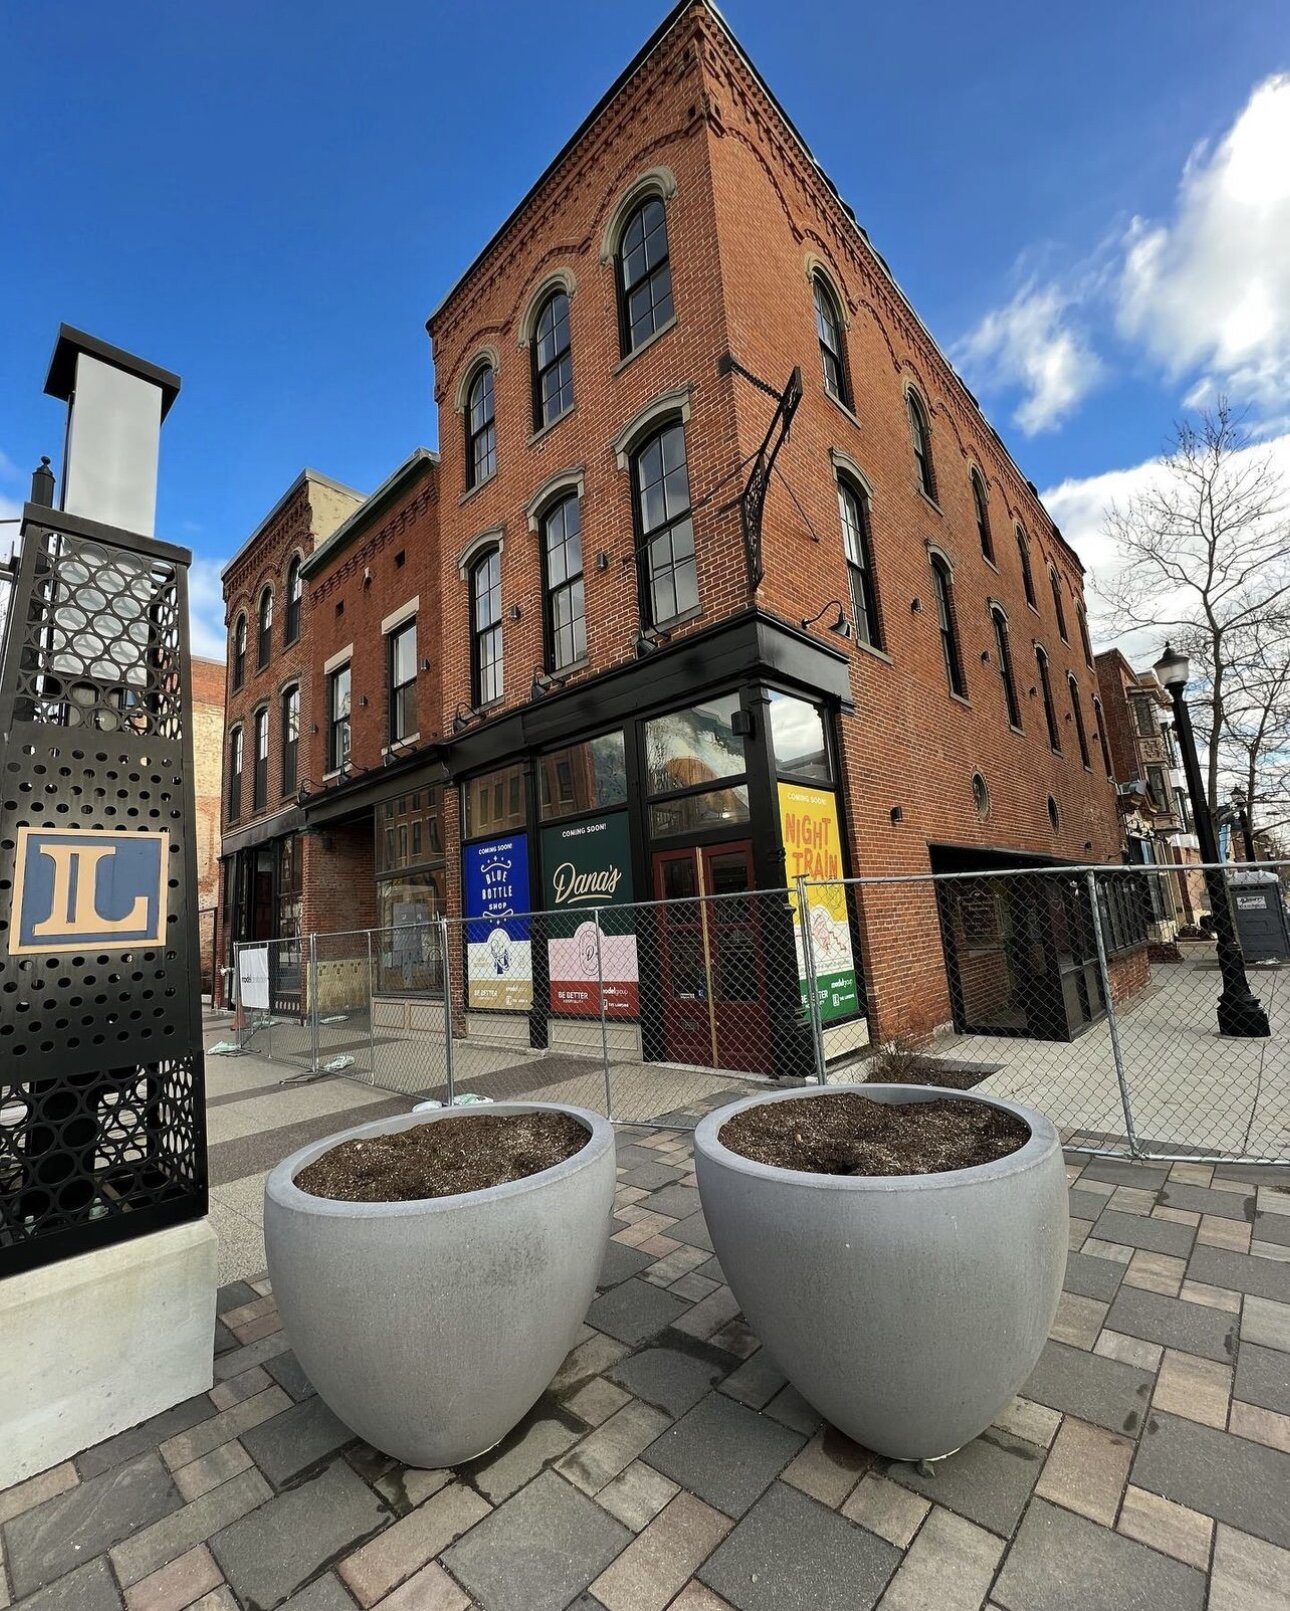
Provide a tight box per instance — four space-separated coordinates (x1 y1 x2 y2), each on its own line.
217 0 1133 1055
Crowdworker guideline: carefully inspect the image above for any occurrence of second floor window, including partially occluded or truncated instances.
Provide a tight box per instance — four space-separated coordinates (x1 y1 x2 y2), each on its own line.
465 364 496 489
931 555 964 698
1017 526 1037 609
618 196 673 356
231 615 246 690
542 495 586 672
1049 567 1069 641
328 664 351 770
813 274 850 407
284 556 302 645
281 684 299 795
992 606 1021 728
1094 697 1114 777
252 706 268 810
634 422 697 627
389 619 417 743
471 550 503 706
1037 646 1061 751
1069 675 1091 768
532 290 573 430
837 478 879 648
228 726 243 819
972 470 994 562
908 390 936 502
257 588 273 670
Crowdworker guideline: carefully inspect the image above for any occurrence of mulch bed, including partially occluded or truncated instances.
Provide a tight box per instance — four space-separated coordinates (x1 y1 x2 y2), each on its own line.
719 1092 1029 1177
295 1111 589 1202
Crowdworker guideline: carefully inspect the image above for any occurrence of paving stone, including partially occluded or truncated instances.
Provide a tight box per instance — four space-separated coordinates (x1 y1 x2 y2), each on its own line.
239 1396 356 1487
563 1375 633 1428
184 1589 237 1611
990 1397 1062 1449
1020 1339 1154 1435
337 1482 489 1606
209 1368 274 1413
669 1272 721 1303
1105 1285 1237 1362
1081 1160 1169 1191
121 1544 221 1611
885 1427 1042 1538
1124 1249 1188 1297
211 1323 238 1359
276 1577 360 1611
594 1463 679 1533
1160 1182 1254 1221
216 1282 258 1317
550 1333 632 1398
77 1400 216 1482
1254 1211 1290 1249
1061 1250 1126 1302
159 1388 293 1471
1091 1209 1194 1257
1034 1417 1134 1526
1189 1243 1290 1304
671 1286 741 1343
1235 1341 1290 1415
461 1400 583 1504
1209 1522 1290 1611
1049 1291 1107 1349
369 1559 470 1611
210 1461 387 1610
643 1391 805 1519
1131 1410 1290 1550
5 1453 181 1600
261 1352 315 1404
607 1337 735 1417
210 1334 292 1384
1229 1400 1290 1453
667 1214 714 1253
109 1467 272 1589
877 1504 1004 1611
992 1496 1204 1611
599 1243 657 1289
557 1401 673 1496
172 1444 254 1505
0 1467 78 1530
1180 1278 1242 1313
590 1491 732 1611
1117 1484 1213 1571
369 1465 450 1515
841 1474 931 1549
717 1350 787 1412
1153 1348 1232 1428
640 1184 701 1221
666 1586 734 1611
1067 1187 1114 1223
763 1384 822 1437
8 1558 123 1611
618 1162 686 1191
1093 1329 1163 1372
1199 1216 1252 1252
779 1426 872 1508
1241 1296 1290 1352
587 1280 691 1346
442 1470 630 1611
700 1481 900 1611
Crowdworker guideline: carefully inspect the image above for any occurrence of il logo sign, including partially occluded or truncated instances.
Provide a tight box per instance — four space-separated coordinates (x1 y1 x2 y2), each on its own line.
11 828 169 953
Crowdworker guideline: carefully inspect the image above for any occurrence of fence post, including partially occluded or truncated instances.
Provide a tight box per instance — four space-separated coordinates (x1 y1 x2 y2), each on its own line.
796 876 827 1084
594 907 612 1118
366 929 377 1086
440 915 456 1106
265 940 274 1063
308 931 320 1075
1086 870 1140 1158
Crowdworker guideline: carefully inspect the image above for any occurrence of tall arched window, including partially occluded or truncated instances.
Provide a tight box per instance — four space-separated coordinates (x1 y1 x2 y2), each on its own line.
813 273 850 408
1094 696 1114 778
281 684 299 795
1049 566 1069 641
1016 525 1037 609
531 290 573 431
972 470 994 563
1077 603 1094 668
908 390 936 502
991 606 1021 728
465 364 496 489
252 706 269 810
541 495 585 672
256 587 273 670
930 554 964 697
617 196 673 356
837 478 879 649
471 548 503 705
284 556 303 646
227 726 243 819
1069 674 1091 768
231 614 246 690
1036 646 1060 751
633 422 697 627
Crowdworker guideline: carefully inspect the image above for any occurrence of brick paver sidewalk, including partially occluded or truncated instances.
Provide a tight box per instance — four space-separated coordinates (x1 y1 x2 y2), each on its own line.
2 1123 1288 1611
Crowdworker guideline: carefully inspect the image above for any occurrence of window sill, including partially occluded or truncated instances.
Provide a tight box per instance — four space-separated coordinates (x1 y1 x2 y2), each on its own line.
917 489 943 517
1026 601 1041 617
651 604 704 635
982 557 999 574
613 313 678 375
383 734 421 754
826 391 861 430
529 405 575 447
458 469 497 508
853 639 893 667
545 658 589 681
323 768 343 782
949 691 972 709
1008 723 1025 737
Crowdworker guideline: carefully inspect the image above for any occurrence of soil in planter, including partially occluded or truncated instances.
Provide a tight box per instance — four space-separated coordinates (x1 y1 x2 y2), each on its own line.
295 1111 589 1202
719 1093 1029 1177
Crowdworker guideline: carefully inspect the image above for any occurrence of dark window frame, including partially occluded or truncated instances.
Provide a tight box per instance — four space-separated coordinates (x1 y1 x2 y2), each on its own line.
991 605 1021 728
388 618 418 743
256 587 273 671
812 272 851 408
1016 526 1037 609
530 289 573 432
1077 603 1094 668
908 389 937 503
540 494 586 673
231 614 246 691
464 363 497 489
1069 674 1091 768
1036 645 1061 752
281 683 299 796
930 553 965 698
1094 696 1114 778
284 556 302 646
836 475 881 649
228 725 243 820
327 662 351 771
252 705 269 811
972 469 994 562
616 194 674 358
1049 566 1069 642
632 420 698 629
470 548 503 706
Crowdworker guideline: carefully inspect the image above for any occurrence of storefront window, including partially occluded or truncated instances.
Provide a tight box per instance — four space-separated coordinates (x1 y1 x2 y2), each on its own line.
768 692 830 783
645 694 744 797
377 789 445 874
464 764 528 838
539 732 628 821
649 784 750 838
376 870 446 993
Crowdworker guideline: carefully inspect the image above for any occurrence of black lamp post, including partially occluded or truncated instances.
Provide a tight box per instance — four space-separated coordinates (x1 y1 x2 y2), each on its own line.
1154 642 1270 1037
1230 785 1258 863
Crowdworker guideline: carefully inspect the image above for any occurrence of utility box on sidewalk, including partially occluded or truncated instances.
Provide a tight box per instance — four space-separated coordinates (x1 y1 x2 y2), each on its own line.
1229 870 1290 963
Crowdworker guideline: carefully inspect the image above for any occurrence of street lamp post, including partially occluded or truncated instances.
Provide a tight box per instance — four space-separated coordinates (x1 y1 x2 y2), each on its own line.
1154 642 1270 1038
1230 785 1257 863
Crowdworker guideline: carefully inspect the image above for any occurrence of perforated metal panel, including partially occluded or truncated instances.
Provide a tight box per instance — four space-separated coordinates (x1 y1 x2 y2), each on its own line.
0 511 207 1275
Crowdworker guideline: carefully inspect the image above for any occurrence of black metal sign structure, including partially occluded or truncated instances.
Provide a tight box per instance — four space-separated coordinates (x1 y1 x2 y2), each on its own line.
0 502 207 1276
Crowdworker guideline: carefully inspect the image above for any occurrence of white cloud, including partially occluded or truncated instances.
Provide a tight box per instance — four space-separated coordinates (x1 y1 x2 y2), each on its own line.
954 281 1104 434
1118 74 1290 413
187 556 229 661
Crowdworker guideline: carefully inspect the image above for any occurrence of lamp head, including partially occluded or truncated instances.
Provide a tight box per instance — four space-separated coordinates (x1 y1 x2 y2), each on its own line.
1154 640 1190 692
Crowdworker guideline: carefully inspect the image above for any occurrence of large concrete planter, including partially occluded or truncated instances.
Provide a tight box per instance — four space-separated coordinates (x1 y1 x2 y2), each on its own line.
694 1083 1067 1461
264 1101 614 1468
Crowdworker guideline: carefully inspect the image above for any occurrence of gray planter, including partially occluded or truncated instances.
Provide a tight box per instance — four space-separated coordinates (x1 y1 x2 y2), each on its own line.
694 1083 1067 1461
264 1101 614 1468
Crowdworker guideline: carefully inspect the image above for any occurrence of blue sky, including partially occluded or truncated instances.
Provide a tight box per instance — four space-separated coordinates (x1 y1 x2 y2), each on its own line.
3 0 1288 654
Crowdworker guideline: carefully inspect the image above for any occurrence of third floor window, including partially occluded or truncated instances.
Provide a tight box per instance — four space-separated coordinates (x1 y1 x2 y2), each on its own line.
991 606 1021 729
256 587 273 670
813 273 851 408
231 615 246 690
542 495 586 672
617 196 673 357
532 290 573 431
972 470 994 563
908 390 937 503
252 706 268 810
1069 675 1091 768
837 478 879 649
284 556 302 646
389 619 417 744
930 554 964 698
1017 525 1037 609
465 364 496 489
1037 646 1061 751
1049 567 1069 642
328 664 351 771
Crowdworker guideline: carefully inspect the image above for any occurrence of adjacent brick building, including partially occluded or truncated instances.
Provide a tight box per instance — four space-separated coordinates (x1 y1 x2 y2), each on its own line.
218 0 1135 1055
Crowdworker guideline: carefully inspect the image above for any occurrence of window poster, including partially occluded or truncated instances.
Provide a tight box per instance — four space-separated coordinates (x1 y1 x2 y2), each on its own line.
541 813 638 1017
463 834 532 1010
778 782 860 1022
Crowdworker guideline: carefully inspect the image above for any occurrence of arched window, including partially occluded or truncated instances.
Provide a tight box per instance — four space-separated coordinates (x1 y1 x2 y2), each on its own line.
1016 525 1037 609
531 290 573 431
1049 567 1069 641
1093 696 1114 778
281 684 299 795
465 364 496 489
930 554 964 697
908 390 936 502
1036 646 1060 751
617 196 673 357
1077 603 1094 668
256 587 273 671
633 422 697 626
231 614 246 691
471 548 503 705
284 556 303 646
972 470 994 563
252 706 269 810
1069 675 1091 768
542 494 585 672
837 478 879 649
227 726 243 819
991 606 1020 728
812 273 850 408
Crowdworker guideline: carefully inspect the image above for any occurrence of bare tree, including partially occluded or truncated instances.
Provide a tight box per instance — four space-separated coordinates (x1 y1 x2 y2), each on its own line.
1098 402 1290 826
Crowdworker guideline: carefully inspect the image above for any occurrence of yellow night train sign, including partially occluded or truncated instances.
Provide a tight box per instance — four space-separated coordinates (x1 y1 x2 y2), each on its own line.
10 827 170 954
777 783 859 1023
